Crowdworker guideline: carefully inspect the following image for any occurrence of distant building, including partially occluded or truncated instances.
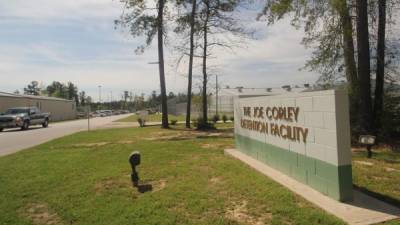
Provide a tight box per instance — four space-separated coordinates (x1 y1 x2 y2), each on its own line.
167 98 186 116
0 92 77 121
209 86 309 115
158 97 201 117
161 86 311 117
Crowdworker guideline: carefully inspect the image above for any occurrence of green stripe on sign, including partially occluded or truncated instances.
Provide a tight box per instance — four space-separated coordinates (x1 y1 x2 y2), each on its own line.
235 134 353 201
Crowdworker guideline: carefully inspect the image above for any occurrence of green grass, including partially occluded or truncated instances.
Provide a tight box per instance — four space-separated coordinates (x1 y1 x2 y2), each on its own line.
0 125 345 225
351 148 400 225
116 114 186 123
352 148 400 205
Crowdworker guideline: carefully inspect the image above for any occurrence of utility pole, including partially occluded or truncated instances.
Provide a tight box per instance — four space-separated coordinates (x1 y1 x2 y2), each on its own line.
87 105 91 131
110 91 113 110
98 85 102 110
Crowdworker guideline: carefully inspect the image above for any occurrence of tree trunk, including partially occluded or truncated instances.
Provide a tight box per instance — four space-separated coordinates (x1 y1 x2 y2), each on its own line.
202 1 210 124
338 0 358 94
336 0 359 136
374 0 386 132
356 0 373 133
186 0 197 128
367 145 372 158
157 0 169 129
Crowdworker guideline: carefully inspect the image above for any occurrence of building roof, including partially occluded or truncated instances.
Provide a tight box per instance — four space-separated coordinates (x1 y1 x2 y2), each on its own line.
219 87 309 97
0 91 74 102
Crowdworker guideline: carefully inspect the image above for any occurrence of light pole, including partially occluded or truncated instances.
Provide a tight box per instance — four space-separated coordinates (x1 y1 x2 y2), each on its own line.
110 91 113 110
98 85 102 110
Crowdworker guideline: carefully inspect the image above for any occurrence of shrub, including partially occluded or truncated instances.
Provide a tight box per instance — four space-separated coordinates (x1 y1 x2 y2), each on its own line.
230 116 234 121
195 117 215 130
212 115 220 123
137 118 146 127
191 118 198 127
170 119 178 125
222 115 228 123
378 90 400 147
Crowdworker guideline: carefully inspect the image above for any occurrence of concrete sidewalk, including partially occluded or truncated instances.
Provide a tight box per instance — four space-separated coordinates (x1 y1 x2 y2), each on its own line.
225 148 400 225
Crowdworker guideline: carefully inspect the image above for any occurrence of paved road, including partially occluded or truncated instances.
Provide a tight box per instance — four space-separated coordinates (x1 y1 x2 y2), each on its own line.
0 114 133 157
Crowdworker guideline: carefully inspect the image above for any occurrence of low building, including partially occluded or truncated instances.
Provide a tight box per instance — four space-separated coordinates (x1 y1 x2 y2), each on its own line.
0 92 77 121
161 98 201 117
209 86 309 115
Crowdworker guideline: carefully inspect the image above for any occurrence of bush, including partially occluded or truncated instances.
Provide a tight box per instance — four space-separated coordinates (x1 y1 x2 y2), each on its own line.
170 119 178 125
137 118 146 127
212 115 220 123
230 116 234 121
222 115 228 123
378 90 400 146
195 117 215 130
191 118 199 127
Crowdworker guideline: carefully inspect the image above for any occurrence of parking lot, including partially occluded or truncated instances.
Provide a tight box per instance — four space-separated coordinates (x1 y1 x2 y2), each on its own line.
0 114 132 156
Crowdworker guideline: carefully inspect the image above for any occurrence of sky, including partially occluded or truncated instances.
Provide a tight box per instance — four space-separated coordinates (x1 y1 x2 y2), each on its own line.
0 0 319 102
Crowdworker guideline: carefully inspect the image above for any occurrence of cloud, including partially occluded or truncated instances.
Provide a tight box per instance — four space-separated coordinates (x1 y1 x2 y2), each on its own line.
0 0 123 22
0 0 320 101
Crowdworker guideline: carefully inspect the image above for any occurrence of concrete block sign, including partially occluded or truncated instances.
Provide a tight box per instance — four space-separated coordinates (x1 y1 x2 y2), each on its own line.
234 90 353 201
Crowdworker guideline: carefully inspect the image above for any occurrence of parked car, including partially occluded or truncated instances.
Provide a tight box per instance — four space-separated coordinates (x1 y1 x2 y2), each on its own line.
103 110 113 116
76 112 87 119
93 110 105 117
0 107 50 131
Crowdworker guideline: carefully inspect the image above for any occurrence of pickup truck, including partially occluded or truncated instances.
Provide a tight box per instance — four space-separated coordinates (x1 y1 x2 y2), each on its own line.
0 107 50 131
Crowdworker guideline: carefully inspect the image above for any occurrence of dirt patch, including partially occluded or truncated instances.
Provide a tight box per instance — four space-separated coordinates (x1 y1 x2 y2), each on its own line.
144 133 203 141
371 176 390 181
196 132 234 139
209 177 222 185
143 130 233 142
150 179 167 192
225 201 271 225
385 167 399 172
352 148 366 153
73 142 109 148
197 165 212 173
21 203 63 225
117 140 135 144
95 177 131 194
200 143 234 150
354 160 374 166
201 143 215 149
206 133 232 137
95 177 166 195
153 131 177 136
143 134 192 141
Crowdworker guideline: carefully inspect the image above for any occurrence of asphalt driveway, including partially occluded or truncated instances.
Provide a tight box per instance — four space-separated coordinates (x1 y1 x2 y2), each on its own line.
0 114 133 156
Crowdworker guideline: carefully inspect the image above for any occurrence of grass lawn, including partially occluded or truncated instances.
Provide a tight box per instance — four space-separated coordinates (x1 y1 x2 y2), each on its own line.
0 125 399 225
352 147 400 208
0 125 345 225
116 114 186 123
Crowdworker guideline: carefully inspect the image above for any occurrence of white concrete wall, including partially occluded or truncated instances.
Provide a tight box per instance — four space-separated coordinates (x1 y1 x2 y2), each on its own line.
234 90 351 167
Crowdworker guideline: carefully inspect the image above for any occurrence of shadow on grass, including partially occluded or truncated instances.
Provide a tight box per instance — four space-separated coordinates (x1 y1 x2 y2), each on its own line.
169 126 233 133
136 184 153 193
354 185 400 208
383 159 400 164
195 135 233 139
161 135 233 142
